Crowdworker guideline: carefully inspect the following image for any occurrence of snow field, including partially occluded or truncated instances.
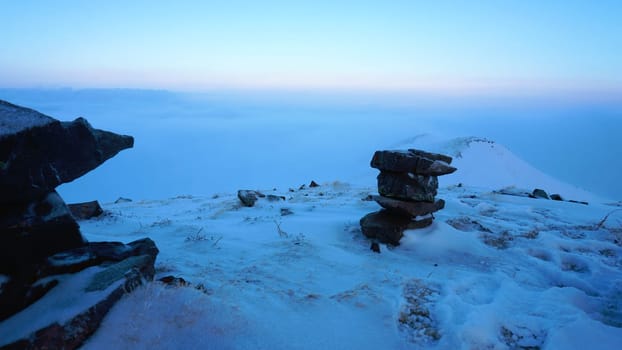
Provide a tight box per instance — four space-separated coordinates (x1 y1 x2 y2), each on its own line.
79 181 622 349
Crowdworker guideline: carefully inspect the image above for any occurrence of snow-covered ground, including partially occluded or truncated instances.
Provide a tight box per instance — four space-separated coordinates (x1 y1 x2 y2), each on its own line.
70 139 621 349
5 175 621 349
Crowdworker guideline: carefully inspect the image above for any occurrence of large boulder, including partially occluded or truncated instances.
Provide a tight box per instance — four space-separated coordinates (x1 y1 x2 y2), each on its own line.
377 172 438 202
0 99 145 342
0 100 135 278
371 150 456 176
0 100 133 204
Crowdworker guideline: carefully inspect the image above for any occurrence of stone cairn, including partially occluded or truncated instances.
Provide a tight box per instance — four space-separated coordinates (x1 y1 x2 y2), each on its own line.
360 149 456 245
0 100 158 349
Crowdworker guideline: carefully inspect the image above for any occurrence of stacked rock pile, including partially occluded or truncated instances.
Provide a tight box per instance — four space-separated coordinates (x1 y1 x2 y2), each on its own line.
0 100 158 348
360 149 457 245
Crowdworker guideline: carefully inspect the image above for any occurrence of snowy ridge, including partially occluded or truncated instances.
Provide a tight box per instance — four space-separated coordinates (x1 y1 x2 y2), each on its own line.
396 136 604 203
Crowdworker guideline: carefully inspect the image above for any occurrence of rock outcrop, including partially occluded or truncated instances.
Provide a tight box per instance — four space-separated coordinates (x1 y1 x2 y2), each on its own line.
360 149 455 245
0 99 157 349
68 200 104 220
1 100 134 276
0 238 158 349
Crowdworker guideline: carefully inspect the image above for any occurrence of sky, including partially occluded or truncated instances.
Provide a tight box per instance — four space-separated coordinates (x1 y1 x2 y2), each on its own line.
1 0 621 95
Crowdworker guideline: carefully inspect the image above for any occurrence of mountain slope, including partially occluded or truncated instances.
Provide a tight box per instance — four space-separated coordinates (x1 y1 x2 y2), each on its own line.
394 136 604 203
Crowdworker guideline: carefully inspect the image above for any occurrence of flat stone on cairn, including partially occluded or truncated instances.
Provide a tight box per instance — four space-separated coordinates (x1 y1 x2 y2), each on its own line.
360 149 456 245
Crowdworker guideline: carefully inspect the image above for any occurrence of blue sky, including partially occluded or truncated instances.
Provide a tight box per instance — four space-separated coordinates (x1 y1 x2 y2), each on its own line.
2 0 621 95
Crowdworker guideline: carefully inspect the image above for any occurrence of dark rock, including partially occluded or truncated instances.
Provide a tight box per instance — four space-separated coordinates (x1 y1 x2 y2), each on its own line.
360 210 431 245
409 217 434 229
159 275 188 287
0 278 59 322
237 190 258 207
532 189 550 199
370 242 381 253
126 238 159 273
280 208 294 216
85 255 153 292
377 172 438 202
267 194 286 202
362 194 373 201
0 100 144 347
371 150 456 175
299 184 306 190
568 200 589 205
550 194 563 201
42 238 158 277
68 200 104 220
309 180 320 188
373 196 445 217
0 248 156 349
42 241 130 276
0 238 158 323
0 100 134 204
0 191 85 277
114 197 132 204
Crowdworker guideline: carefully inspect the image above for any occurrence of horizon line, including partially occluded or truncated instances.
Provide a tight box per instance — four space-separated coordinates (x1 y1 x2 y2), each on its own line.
2 84 622 105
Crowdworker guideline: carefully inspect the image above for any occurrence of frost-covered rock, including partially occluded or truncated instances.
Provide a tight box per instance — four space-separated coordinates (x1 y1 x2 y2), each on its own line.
0 100 133 278
43 238 158 276
0 100 133 204
0 99 151 342
0 238 158 349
